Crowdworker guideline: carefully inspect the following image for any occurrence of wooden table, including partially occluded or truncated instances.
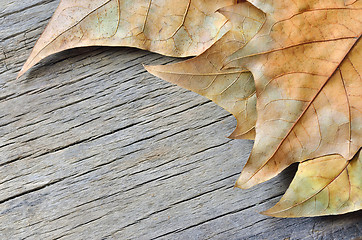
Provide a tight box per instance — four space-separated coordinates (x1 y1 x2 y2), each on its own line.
1 1 361 239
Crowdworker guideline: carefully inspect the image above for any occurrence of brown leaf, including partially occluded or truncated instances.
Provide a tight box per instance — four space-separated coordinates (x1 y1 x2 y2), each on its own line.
17 0 362 218
263 151 362 217
225 0 362 189
18 0 235 78
146 2 265 139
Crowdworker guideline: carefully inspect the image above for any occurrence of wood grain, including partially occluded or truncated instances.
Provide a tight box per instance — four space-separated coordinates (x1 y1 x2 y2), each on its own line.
0 1 361 239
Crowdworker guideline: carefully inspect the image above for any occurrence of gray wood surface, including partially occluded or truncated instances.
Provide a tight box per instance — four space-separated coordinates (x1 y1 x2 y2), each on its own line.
0 1 361 239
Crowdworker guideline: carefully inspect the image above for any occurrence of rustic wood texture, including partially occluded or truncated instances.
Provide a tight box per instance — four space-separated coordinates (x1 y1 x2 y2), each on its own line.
0 1 361 239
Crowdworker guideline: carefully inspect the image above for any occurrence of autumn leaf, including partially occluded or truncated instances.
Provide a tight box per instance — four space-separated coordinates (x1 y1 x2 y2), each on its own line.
224 0 362 190
146 2 265 139
18 0 236 78
18 0 362 218
262 151 362 217
147 0 362 217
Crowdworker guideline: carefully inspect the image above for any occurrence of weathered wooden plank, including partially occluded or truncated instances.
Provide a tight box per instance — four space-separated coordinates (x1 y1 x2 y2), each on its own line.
0 1 361 240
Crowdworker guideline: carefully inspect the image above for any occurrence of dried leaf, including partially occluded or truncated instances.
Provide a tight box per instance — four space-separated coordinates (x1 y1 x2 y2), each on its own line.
225 0 362 189
18 0 235 78
263 151 362 217
18 0 362 218
146 2 265 139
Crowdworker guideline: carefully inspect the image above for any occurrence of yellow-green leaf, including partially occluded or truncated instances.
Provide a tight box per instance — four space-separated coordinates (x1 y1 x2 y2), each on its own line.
263 151 362 217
